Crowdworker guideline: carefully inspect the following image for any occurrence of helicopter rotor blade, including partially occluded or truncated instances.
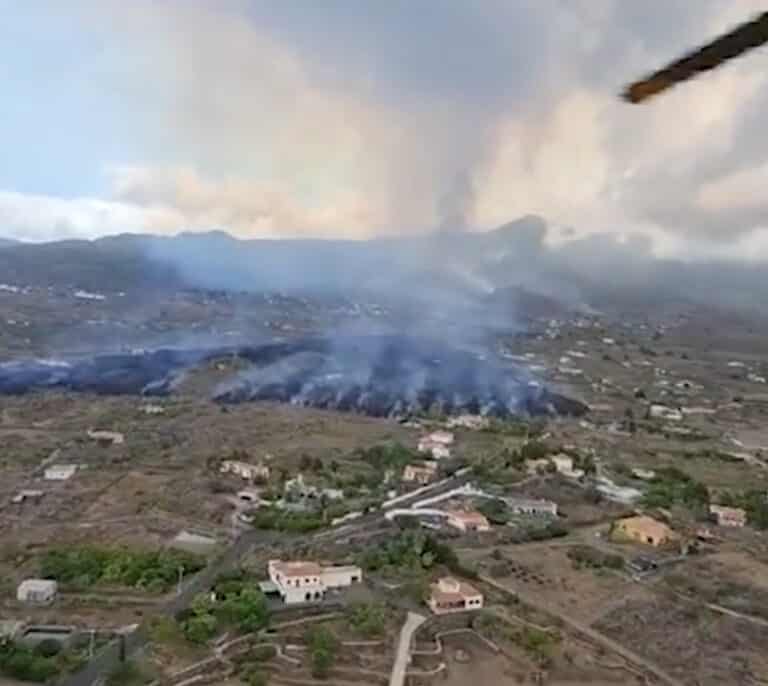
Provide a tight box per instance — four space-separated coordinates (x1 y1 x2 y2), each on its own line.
623 11 768 104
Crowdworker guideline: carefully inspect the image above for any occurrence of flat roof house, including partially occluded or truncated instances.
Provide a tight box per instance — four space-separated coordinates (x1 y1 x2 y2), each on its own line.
427 577 484 615
44 464 77 481
17 579 57 606
506 497 558 517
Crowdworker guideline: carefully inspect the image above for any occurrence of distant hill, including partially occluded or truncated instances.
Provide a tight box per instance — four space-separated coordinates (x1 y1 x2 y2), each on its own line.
0 219 766 315
0 238 19 248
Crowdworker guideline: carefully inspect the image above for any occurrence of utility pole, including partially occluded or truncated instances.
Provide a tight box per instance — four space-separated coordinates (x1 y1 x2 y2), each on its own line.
88 629 96 658
177 565 184 596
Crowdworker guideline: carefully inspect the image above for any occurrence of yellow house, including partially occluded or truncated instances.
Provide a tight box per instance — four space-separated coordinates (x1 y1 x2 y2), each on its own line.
613 515 677 547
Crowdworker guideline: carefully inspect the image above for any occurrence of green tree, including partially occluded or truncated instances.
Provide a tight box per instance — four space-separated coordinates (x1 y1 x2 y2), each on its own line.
347 603 387 637
306 626 338 679
241 664 269 686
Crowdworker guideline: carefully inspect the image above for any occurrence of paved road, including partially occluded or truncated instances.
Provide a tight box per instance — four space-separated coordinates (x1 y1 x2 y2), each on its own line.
388 612 427 686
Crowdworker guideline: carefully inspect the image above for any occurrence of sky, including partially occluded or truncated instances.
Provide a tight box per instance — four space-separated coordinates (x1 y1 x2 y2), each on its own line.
1 1 768 259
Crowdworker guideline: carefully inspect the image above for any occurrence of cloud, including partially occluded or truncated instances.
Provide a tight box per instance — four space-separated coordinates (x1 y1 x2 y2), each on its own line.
3 0 768 255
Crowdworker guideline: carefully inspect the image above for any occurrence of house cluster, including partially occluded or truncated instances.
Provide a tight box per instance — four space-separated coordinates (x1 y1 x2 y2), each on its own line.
263 560 362 604
220 459 271 482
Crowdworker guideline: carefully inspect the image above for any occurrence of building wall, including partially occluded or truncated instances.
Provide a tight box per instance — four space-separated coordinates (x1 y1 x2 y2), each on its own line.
281 584 324 604
321 566 362 588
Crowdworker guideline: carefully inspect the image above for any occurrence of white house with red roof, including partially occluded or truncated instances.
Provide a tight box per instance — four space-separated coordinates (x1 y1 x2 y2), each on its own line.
267 560 362 604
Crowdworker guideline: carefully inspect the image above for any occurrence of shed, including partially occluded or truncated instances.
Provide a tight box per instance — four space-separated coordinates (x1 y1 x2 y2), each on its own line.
17 579 58 605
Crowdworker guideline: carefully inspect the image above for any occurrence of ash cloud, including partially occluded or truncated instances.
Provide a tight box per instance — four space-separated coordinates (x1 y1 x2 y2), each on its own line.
4 1 768 255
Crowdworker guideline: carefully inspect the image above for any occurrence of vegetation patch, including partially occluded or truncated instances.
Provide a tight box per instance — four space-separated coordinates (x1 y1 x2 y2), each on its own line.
179 576 270 644
39 546 205 592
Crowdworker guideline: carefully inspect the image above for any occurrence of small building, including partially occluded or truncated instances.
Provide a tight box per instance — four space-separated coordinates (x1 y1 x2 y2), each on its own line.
710 505 747 528
267 560 362 605
446 509 491 533
446 415 489 430
427 577 484 615
613 516 677 547
425 430 454 445
632 468 656 481
87 429 125 445
648 405 683 421
220 460 270 482
141 404 165 415
44 464 78 481
17 579 58 606
418 432 454 460
417 439 451 460
505 497 558 517
403 462 437 485
551 454 585 479
11 489 44 504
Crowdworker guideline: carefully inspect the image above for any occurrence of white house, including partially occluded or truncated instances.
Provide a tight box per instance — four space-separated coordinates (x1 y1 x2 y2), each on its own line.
427 577 484 615
648 405 683 421
551 455 584 479
87 430 125 445
418 432 454 460
220 460 270 482
17 579 57 605
267 560 362 605
505 497 558 517
44 464 77 481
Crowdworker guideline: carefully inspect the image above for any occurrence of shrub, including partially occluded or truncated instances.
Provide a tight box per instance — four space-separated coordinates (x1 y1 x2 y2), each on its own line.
347 603 387 637
34 639 62 659
306 626 338 680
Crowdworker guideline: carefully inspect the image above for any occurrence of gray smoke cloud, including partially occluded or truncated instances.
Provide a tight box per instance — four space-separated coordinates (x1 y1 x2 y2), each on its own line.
3 0 768 257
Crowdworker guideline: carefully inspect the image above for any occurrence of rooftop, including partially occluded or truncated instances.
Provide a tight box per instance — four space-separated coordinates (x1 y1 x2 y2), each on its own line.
270 560 323 578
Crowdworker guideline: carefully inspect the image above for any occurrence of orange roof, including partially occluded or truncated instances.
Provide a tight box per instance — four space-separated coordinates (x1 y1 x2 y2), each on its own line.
446 509 489 526
430 577 482 603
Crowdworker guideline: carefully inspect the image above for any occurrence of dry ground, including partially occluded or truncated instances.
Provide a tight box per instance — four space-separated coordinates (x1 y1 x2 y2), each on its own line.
594 595 768 685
